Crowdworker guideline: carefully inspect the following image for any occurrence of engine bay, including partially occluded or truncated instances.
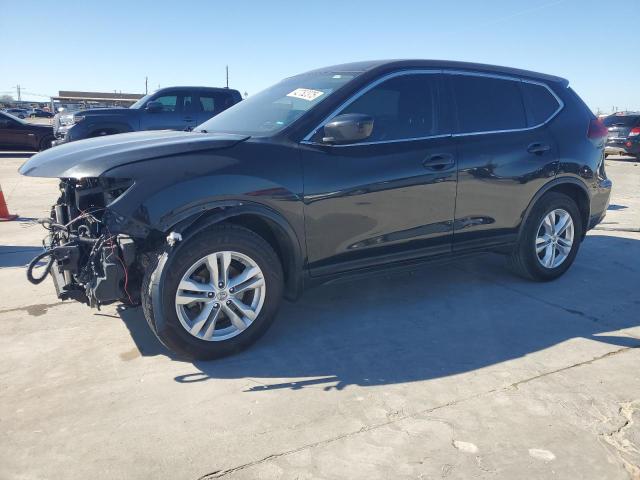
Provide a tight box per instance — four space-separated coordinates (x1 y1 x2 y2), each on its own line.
27 178 141 308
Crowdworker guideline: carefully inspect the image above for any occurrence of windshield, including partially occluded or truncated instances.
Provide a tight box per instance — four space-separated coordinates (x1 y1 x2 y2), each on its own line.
196 72 358 136
129 94 152 109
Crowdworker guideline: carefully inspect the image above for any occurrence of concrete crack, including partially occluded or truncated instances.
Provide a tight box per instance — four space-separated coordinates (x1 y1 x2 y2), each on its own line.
197 346 638 479
453 263 633 332
511 346 637 389
599 400 640 479
594 226 640 233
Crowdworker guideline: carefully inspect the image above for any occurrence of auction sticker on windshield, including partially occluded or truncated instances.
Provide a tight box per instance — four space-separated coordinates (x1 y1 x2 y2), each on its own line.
286 88 324 101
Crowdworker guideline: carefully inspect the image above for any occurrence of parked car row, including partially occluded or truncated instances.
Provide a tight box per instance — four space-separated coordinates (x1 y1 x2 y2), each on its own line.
19 60 612 360
2 108 29 119
1 108 53 119
603 112 640 159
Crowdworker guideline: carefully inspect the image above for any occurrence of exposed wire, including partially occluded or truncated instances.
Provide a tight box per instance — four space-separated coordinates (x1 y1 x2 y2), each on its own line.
105 225 133 305
26 251 54 285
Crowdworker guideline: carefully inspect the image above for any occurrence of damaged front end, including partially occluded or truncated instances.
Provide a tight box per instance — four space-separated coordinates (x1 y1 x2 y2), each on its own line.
27 177 145 308
19 129 252 311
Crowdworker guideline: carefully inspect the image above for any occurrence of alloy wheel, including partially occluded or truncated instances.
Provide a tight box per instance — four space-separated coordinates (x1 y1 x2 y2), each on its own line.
175 251 266 341
535 208 574 269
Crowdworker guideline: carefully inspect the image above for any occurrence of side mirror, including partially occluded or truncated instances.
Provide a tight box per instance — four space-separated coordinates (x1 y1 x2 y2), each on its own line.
322 113 374 144
145 101 163 113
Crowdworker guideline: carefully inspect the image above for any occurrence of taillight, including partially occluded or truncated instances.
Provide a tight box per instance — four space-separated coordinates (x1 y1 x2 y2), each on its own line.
629 127 640 137
587 118 608 139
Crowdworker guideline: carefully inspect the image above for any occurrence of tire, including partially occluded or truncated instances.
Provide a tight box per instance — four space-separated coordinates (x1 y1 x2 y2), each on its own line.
39 136 54 151
508 192 583 281
141 224 284 360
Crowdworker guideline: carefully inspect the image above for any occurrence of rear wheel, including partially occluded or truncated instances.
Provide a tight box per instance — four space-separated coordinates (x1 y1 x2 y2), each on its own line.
141 224 284 360
508 192 582 281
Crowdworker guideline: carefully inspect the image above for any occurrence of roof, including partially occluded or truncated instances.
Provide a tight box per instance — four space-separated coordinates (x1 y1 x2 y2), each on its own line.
57 90 143 101
302 59 569 85
154 86 238 93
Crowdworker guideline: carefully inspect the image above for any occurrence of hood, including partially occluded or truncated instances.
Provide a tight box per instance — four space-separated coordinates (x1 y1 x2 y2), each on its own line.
78 107 132 116
19 130 249 178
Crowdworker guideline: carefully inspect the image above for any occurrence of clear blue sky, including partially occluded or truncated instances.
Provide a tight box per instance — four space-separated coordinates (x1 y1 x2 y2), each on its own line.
1 0 638 113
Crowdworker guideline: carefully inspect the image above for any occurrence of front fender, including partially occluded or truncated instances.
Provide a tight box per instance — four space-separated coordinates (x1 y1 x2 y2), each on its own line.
84 119 134 135
153 201 305 302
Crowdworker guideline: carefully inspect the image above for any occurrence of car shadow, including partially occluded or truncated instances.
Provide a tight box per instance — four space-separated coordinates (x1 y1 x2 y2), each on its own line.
0 152 35 158
607 204 627 211
0 245 43 268
117 234 640 390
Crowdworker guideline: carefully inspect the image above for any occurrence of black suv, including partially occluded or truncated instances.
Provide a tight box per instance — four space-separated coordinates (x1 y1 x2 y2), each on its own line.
603 112 640 158
52 86 242 145
21 60 611 360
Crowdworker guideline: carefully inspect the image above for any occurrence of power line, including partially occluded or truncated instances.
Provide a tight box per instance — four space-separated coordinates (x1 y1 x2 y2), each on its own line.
21 91 54 98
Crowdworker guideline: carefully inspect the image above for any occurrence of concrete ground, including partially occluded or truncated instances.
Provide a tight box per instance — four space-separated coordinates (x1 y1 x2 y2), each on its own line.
0 153 639 480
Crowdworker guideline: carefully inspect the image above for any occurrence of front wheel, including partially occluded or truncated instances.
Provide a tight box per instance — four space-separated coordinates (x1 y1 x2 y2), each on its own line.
39 136 54 151
508 192 582 281
141 224 284 360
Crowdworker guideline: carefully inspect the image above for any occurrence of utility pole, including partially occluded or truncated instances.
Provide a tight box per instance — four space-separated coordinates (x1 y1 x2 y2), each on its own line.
145 76 148 95
226 65 229 88
15 85 21 101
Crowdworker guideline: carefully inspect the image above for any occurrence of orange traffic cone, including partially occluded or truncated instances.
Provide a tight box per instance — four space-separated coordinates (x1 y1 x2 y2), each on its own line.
0 184 18 221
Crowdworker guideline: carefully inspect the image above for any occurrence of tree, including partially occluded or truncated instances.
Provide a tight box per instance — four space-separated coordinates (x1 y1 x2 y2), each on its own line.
0 94 14 103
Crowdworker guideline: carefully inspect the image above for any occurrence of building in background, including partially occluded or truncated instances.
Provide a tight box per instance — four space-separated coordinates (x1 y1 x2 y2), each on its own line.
50 91 144 111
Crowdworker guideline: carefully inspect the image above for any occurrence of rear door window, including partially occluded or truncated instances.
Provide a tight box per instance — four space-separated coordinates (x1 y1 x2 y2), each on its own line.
199 95 216 112
451 75 526 133
521 82 561 126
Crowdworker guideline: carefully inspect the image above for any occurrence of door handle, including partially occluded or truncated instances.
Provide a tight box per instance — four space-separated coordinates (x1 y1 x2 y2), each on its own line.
527 143 551 155
423 153 455 170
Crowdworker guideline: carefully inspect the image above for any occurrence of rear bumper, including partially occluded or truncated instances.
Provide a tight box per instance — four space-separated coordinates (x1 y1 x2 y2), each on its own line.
587 177 612 231
605 138 639 155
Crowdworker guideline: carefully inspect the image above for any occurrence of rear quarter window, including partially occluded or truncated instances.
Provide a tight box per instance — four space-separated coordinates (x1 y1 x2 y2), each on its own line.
197 92 237 113
451 75 526 133
521 82 561 125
